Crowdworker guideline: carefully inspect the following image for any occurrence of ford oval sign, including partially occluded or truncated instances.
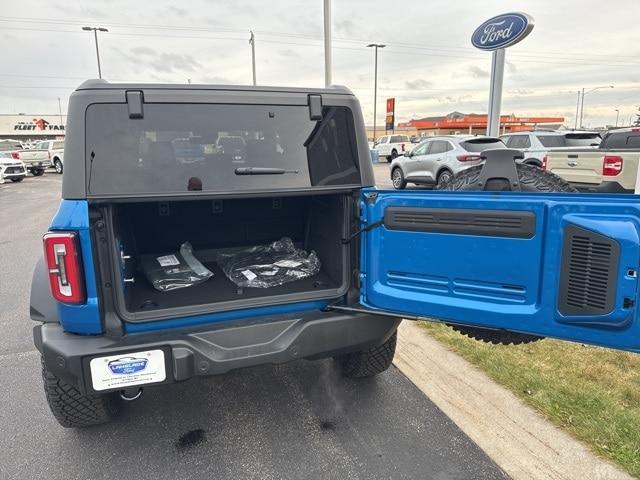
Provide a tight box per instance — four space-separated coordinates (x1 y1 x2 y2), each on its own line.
471 12 534 51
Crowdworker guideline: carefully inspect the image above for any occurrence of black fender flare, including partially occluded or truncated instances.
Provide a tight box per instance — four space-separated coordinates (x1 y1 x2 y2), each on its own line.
30 255 59 324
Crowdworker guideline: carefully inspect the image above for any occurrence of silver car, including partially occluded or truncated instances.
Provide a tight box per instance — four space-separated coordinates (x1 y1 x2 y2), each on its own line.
389 136 506 189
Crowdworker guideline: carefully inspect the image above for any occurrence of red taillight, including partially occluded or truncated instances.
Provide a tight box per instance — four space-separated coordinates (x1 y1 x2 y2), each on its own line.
457 154 482 162
542 155 548 170
602 155 623 176
10 152 20 160
43 232 86 304
401 143 405 152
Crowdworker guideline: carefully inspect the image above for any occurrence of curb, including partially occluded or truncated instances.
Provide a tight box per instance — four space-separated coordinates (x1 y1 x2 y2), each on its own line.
394 321 632 480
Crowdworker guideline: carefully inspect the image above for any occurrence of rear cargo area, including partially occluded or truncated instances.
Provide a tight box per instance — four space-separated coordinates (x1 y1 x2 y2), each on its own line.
107 194 351 319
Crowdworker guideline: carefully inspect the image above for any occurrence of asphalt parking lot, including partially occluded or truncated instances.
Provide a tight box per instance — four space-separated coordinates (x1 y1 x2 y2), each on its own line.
0 172 506 480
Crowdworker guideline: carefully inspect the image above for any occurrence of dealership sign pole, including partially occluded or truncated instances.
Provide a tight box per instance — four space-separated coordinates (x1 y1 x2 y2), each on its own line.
471 12 534 137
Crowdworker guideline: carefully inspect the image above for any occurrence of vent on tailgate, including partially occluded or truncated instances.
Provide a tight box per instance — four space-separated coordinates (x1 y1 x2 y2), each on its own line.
558 225 619 316
384 207 535 238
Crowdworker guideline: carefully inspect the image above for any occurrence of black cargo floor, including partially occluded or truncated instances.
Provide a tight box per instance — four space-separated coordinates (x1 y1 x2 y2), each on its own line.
127 261 339 313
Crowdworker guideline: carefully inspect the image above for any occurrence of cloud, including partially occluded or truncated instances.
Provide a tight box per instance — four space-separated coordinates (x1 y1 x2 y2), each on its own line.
404 79 433 90
131 46 156 56
506 61 517 74
167 6 187 16
335 19 356 36
467 65 490 78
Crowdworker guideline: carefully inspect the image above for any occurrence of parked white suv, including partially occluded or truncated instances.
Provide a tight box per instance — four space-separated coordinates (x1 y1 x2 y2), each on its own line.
36 139 65 174
374 135 412 162
500 130 601 168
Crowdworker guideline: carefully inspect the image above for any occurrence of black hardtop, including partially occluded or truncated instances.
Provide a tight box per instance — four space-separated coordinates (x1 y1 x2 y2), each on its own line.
62 80 374 200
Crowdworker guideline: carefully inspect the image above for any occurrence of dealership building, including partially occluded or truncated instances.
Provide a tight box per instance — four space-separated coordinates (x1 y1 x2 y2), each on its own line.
396 111 565 136
0 114 67 141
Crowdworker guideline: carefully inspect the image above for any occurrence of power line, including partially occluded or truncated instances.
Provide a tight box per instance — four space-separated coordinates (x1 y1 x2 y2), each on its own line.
1 15 638 63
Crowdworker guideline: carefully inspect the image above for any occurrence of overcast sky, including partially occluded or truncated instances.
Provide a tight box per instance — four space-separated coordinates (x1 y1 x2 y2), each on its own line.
2 0 639 128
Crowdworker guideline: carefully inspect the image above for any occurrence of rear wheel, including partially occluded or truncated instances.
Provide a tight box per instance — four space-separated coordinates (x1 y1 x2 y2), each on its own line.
436 164 577 344
32 168 44 176
436 169 452 187
41 357 122 428
54 159 63 174
10 177 24 182
337 332 397 378
391 167 407 189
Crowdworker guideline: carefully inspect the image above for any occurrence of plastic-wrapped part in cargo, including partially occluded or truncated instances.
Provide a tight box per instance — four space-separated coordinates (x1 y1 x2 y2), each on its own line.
141 242 213 291
216 237 321 288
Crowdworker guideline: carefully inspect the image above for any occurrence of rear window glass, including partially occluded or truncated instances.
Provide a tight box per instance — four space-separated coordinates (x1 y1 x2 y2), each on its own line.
603 131 640 149
461 138 505 153
0 143 22 151
53 141 65 149
85 104 361 195
537 135 565 148
564 133 601 147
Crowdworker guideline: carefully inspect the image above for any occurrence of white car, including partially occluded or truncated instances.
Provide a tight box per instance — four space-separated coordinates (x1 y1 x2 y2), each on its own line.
0 151 27 184
36 139 65 174
500 130 601 168
373 134 413 162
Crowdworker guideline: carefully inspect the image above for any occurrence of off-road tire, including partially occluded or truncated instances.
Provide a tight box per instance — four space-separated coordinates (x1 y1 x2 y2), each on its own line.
436 163 577 345
446 324 543 345
437 163 577 193
41 357 122 428
337 332 397 378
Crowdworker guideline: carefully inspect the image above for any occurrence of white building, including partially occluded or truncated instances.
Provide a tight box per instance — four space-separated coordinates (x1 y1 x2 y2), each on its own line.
0 114 66 140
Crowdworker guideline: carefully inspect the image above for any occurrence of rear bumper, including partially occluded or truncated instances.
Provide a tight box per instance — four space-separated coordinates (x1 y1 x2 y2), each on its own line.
571 181 633 194
34 310 400 394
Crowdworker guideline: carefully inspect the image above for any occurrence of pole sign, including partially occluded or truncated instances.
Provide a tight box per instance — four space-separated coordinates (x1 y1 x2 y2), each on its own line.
385 98 395 131
471 12 534 51
471 12 534 136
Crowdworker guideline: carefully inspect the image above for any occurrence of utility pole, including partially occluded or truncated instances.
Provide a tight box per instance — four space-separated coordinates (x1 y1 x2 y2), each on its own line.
615 109 620 128
323 0 332 87
57 97 63 124
579 85 614 128
367 43 385 144
82 26 109 79
574 90 580 129
249 30 256 86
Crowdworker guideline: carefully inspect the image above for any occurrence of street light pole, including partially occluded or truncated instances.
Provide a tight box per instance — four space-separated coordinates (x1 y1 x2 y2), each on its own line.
323 0 332 87
367 43 385 144
82 26 108 79
579 85 614 128
574 90 580 129
249 31 256 85
615 109 620 128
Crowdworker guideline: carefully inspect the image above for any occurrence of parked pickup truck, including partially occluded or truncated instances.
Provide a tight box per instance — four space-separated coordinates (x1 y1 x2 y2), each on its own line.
373 134 413 162
546 127 640 193
31 80 640 429
0 140 50 176
36 139 65 174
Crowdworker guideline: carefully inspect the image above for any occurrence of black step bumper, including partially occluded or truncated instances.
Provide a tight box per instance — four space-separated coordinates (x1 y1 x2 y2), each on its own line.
34 310 400 394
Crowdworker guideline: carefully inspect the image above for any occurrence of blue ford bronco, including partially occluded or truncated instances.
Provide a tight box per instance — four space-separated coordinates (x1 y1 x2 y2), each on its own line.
32 80 640 427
